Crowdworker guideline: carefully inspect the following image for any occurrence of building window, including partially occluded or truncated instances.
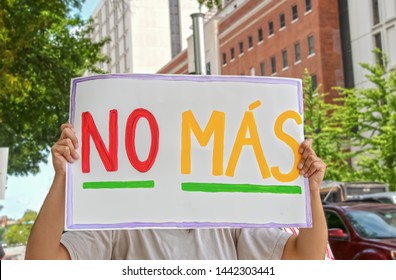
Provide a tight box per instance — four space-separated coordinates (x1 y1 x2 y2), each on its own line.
282 49 288 69
230 47 235 60
169 0 181 58
222 53 227 65
268 21 274 36
239 41 244 55
374 32 382 50
305 0 311 12
372 0 380 25
206 62 211 75
260 62 265 76
292 4 298 21
294 42 301 62
248 36 253 49
271 56 276 74
311 74 318 90
374 32 383 65
250 67 255 76
280 13 285 28
308 35 315 55
258 28 263 42
124 55 128 72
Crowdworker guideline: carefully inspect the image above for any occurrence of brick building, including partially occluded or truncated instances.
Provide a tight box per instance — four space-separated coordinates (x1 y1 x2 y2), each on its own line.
157 49 189 74
219 0 344 101
159 0 345 103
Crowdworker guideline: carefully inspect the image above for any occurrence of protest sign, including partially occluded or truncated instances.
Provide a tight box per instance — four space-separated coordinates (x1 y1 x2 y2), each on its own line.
66 74 310 230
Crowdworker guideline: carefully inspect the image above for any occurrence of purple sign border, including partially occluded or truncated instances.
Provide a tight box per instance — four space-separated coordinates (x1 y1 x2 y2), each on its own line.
67 73 310 230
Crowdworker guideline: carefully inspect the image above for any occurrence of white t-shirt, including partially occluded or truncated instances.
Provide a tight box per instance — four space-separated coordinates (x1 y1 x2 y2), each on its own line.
61 228 291 260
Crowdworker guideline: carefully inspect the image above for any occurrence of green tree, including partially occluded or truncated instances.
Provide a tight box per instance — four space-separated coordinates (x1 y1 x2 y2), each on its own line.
4 210 37 245
22 209 37 223
0 227 5 243
5 223 32 245
197 0 222 11
0 0 108 175
335 50 396 190
302 70 352 181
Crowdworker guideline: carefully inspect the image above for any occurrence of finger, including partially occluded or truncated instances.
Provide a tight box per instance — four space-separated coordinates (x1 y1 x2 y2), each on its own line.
60 123 73 132
62 146 74 163
299 141 316 163
60 127 79 149
305 160 326 178
299 154 317 175
52 142 75 163
56 138 79 160
298 142 315 169
299 139 312 153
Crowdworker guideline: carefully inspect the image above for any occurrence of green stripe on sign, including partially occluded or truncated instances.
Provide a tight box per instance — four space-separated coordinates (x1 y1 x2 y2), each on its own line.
83 180 155 189
181 182 301 194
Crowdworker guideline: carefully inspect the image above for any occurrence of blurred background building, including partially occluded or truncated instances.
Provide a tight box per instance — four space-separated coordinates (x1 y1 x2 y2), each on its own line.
347 0 396 88
90 0 204 73
90 0 396 97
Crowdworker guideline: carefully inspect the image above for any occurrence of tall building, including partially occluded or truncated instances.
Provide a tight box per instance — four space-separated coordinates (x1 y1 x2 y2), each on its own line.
346 0 396 88
91 0 202 73
158 0 396 100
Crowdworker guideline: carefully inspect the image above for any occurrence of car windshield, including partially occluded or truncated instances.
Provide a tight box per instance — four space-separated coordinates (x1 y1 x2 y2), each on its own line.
346 209 396 239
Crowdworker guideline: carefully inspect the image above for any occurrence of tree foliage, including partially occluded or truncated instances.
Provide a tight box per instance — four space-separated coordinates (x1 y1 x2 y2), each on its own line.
5 223 32 245
335 51 396 190
4 210 37 245
22 209 37 222
302 70 352 181
0 227 5 243
0 0 108 175
302 51 396 191
197 0 222 11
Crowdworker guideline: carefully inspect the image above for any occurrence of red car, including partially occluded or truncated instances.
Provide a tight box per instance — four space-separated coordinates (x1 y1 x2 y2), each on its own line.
324 202 396 260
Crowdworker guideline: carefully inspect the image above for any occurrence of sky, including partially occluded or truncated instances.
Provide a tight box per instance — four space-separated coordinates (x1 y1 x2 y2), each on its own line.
0 0 101 220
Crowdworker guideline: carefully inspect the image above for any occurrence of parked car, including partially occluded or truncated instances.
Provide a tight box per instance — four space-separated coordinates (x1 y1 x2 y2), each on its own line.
345 192 396 204
324 202 396 260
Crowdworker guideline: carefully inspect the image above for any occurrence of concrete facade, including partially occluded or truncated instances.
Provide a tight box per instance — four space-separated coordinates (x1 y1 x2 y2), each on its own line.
348 0 396 88
91 0 201 73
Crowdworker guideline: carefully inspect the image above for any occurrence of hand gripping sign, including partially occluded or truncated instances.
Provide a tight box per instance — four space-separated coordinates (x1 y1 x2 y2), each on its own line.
66 74 310 230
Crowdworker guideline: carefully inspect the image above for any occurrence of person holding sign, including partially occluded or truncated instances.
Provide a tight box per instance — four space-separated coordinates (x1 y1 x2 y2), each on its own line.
25 123 328 260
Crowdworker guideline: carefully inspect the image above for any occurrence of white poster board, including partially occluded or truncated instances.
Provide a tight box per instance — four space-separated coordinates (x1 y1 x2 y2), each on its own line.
0 147 9 199
66 74 310 230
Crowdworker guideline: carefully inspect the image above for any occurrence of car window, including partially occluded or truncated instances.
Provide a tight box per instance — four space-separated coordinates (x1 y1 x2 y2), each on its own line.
325 211 347 232
377 198 392 204
346 210 396 239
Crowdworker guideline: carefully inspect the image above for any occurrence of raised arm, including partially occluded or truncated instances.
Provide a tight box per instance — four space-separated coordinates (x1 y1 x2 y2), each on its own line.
25 123 79 260
281 139 328 260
